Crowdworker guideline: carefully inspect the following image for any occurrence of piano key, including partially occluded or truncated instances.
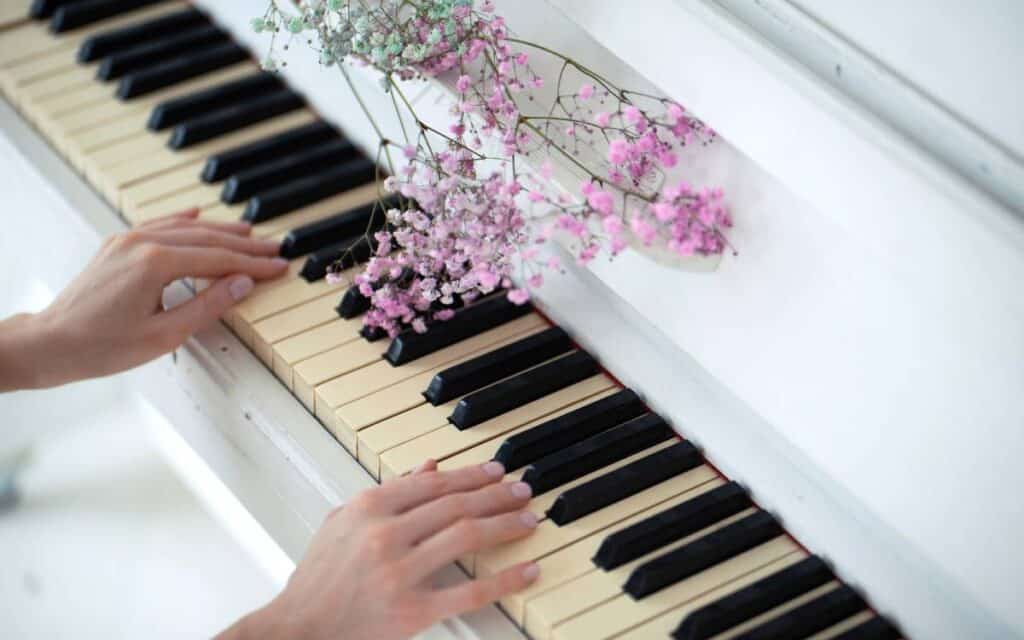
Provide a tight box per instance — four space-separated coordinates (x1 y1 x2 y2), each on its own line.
425 326 574 406
96 24 227 80
225 262 353 337
0 3 31 29
149 71 282 131
95 110 316 205
126 179 224 223
492 388 647 472
30 0 86 20
554 548 809 640
271 318 370 387
168 88 304 149
299 235 373 282
225 139 362 205
525 507 763 640
16 57 105 105
449 350 600 430
77 5 203 61
613 553 807 640
548 441 704 526
315 312 547 428
672 555 834 640
809 612 879 640
828 616 902 640
1 42 86 93
200 120 339 182
236 182 380 240
248 293 363 365
735 585 867 640
386 294 534 366
117 41 248 99
593 481 752 572
377 374 616 479
241 157 377 223
337 284 371 319
473 465 719 578
51 0 166 33
521 413 674 496
624 511 785 599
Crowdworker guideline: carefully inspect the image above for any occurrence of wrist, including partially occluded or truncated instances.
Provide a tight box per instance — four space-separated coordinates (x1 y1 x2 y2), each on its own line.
217 599 294 640
0 313 54 391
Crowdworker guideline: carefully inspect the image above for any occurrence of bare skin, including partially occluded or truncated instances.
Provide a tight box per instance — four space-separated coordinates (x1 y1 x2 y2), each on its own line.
0 210 540 638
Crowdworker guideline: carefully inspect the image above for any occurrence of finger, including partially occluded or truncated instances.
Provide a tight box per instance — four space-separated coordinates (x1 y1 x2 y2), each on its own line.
136 228 280 256
428 562 540 619
139 217 253 236
158 246 288 281
412 459 437 475
397 480 532 545
152 273 255 347
135 207 200 227
371 461 506 515
403 510 538 583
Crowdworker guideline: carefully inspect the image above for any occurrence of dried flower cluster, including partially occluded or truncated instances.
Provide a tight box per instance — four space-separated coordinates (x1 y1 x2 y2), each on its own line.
257 0 731 336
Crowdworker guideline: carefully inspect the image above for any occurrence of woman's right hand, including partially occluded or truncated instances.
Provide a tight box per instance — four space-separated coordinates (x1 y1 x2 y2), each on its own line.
221 460 539 640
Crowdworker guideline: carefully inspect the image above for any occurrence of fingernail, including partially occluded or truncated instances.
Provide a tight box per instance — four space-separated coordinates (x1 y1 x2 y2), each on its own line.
482 461 505 477
271 257 289 268
229 275 254 301
522 563 540 582
519 511 538 528
509 482 532 499
414 459 436 473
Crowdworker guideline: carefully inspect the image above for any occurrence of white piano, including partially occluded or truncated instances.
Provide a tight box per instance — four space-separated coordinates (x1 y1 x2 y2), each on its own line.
1 1 1021 638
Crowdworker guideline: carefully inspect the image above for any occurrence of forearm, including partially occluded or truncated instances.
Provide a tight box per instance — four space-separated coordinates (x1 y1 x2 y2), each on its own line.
216 601 291 640
0 313 52 392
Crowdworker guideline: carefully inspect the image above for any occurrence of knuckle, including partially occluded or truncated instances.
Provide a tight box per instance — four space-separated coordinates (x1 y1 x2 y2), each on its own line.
135 242 167 267
348 490 379 514
365 523 398 557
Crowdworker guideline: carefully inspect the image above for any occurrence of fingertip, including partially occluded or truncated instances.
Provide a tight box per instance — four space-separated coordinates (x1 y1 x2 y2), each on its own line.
521 562 540 583
176 207 201 219
481 461 505 478
228 274 255 301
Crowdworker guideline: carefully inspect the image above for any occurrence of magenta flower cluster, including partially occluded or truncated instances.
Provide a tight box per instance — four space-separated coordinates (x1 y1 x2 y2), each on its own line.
261 0 731 336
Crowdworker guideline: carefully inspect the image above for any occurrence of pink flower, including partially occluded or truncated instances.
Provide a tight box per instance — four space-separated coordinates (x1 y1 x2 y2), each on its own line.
578 84 594 100
652 202 677 221
456 74 471 93
587 189 614 215
515 52 528 65
507 288 530 305
630 217 657 245
594 112 611 127
527 191 545 202
667 102 685 121
602 215 623 235
623 105 642 124
528 274 544 288
607 138 629 164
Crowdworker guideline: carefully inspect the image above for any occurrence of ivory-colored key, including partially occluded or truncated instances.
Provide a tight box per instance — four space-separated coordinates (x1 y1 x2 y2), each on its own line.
315 313 546 429
15 62 94 105
603 552 807 640
475 468 720 580
120 161 208 217
526 509 768 640
377 374 616 479
499 487 733 623
0 46 80 95
808 611 876 640
19 71 110 128
0 1 30 31
230 264 354 333
700 580 840 640
247 292 360 361
65 108 156 165
93 110 317 204
353 330 552 474
551 550 810 640
130 181 224 222
272 319 372 387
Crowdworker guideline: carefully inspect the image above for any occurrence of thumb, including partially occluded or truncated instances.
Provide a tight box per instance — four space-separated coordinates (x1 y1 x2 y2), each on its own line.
157 274 254 343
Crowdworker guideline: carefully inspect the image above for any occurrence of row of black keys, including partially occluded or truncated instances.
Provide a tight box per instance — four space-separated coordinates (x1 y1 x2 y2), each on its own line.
401 321 902 639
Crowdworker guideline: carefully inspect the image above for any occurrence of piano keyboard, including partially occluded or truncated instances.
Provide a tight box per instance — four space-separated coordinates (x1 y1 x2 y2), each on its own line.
0 3 903 639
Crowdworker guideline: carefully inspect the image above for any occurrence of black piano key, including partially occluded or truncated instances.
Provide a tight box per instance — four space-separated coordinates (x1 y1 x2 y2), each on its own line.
831 617 902 640
448 350 600 430
77 6 204 61
31 0 90 20
337 284 371 319
168 89 304 149
672 556 834 640
384 294 533 366
734 585 867 640
242 158 378 223
361 325 387 341
117 41 248 100
548 441 703 526
425 327 573 406
300 236 374 282
493 389 647 471
224 139 360 204
594 482 752 571
280 197 388 258
97 25 227 81
147 71 281 131
623 511 783 599
521 414 674 496
201 121 339 183
51 0 165 33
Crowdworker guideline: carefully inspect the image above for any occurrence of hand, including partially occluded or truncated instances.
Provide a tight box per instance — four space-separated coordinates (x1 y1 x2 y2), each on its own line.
0 209 287 390
222 460 540 640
